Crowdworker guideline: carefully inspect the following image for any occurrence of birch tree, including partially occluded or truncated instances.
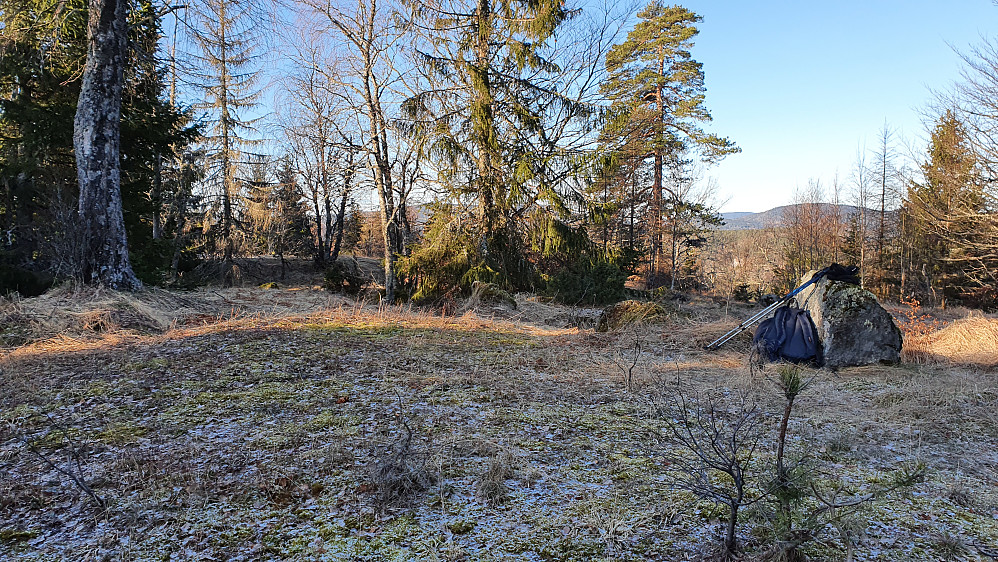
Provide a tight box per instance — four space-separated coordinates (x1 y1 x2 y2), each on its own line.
278 29 360 268
74 0 141 289
298 0 410 302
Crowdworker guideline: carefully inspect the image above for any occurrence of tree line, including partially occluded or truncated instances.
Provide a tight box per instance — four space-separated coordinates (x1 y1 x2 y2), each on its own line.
739 104 996 310
1 0 995 309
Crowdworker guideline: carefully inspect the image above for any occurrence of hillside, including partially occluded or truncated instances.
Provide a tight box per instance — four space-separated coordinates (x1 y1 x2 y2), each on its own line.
722 203 869 230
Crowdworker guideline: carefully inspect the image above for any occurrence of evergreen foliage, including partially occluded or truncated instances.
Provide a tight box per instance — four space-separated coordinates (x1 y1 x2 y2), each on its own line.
905 111 994 308
401 0 588 294
323 259 366 296
186 0 262 286
599 1 736 283
121 0 199 283
533 215 640 304
0 0 195 287
398 204 482 302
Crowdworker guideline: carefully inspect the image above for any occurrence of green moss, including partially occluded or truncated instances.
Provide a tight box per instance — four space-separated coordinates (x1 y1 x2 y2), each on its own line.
597 300 670 332
446 519 476 534
318 523 350 540
304 323 409 340
124 357 170 371
0 404 36 425
0 529 38 543
304 410 361 433
85 379 115 398
469 281 517 308
381 515 421 544
98 422 149 445
29 426 84 449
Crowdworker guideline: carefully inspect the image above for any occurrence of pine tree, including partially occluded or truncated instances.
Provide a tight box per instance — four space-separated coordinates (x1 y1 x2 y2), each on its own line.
600 1 737 283
251 157 312 279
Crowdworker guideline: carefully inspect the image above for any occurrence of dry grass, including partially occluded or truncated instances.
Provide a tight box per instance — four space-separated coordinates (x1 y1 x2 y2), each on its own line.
903 314 998 368
922 316 998 367
1 284 997 560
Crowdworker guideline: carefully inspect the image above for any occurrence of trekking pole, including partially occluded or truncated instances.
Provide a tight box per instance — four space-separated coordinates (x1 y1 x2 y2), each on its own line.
704 299 785 350
704 267 831 351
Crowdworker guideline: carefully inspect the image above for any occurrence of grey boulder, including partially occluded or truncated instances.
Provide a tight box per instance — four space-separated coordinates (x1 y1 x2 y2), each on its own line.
794 272 903 368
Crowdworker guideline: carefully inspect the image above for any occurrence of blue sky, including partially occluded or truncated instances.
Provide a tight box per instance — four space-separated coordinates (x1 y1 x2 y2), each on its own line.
668 0 997 212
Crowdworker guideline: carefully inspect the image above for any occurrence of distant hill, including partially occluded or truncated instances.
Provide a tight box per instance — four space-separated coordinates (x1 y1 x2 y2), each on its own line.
721 204 869 230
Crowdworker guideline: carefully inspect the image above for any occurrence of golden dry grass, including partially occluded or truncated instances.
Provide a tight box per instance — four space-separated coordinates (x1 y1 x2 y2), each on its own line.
904 315 998 368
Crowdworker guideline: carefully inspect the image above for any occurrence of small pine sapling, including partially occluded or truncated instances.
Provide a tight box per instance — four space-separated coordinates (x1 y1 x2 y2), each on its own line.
759 364 926 561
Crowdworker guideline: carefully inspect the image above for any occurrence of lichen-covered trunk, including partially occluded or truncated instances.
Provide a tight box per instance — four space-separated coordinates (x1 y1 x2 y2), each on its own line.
74 0 141 290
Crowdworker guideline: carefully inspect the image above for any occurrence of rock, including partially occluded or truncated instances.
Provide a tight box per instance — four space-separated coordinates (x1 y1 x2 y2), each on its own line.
794 271 902 368
467 281 516 309
759 293 779 306
596 300 669 332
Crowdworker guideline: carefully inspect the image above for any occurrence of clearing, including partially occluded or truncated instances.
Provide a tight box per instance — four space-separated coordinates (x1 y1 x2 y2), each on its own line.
1 279 997 561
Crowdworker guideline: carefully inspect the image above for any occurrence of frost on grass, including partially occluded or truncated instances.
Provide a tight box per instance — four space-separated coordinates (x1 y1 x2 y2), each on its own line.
1 292 997 560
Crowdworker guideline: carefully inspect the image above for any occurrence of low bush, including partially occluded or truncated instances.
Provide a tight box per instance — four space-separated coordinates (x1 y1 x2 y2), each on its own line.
323 260 366 295
547 261 630 306
0 253 52 297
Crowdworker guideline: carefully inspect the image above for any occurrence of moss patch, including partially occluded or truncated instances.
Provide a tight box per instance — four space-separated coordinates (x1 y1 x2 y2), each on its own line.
597 300 669 332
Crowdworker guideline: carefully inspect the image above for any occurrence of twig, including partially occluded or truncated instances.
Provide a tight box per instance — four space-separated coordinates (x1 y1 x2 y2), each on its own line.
17 413 106 511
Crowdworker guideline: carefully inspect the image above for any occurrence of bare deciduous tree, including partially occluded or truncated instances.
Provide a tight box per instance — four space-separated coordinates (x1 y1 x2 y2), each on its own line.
661 392 764 561
276 30 360 268
296 0 412 302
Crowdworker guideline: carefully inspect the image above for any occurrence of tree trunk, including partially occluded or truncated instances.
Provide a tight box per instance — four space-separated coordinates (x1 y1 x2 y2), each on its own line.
152 150 163 239
323 194 334 260
169 187 189 281
217 0 236 287
74 0 141 290
331 170 352 261
310 188 325 269
725 502 739 560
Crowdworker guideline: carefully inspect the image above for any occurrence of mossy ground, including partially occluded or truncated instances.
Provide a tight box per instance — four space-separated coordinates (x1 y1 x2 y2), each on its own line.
1 289 996 560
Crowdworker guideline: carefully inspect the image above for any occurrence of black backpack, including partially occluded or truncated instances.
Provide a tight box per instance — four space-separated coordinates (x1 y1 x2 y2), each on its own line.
752 304 824 367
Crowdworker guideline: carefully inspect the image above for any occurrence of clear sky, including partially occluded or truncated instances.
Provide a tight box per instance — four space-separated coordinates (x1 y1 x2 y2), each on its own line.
668 0 997 212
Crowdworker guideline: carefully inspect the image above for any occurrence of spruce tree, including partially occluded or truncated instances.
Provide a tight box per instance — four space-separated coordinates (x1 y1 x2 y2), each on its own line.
402 0 582 292
905 110 992 307
1 0 191 288
186 0 261 286
0 0 86 266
